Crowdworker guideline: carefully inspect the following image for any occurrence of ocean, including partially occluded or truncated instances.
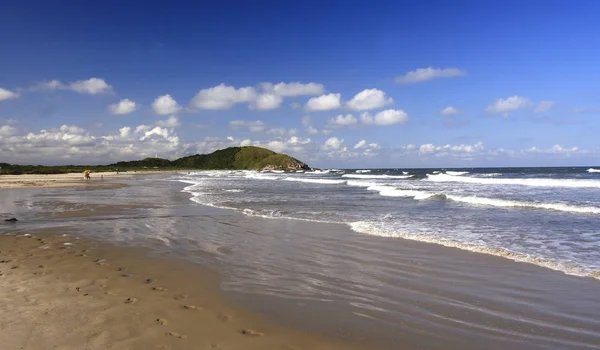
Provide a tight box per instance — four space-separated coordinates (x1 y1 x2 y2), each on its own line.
178 167 600 279
2 167 600 349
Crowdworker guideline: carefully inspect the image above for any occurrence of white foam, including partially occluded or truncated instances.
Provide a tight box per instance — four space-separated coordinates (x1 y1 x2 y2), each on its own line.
445 195 600 214
342 174 414 179
402 171 409 175
446 171 469 176
349 180 600 214
349 221 598 279
587 168 600 173
305 170 331 175
427 173 600 188
476 173 503 177
284 177 346 185
244 173 280 181
356 169 372 173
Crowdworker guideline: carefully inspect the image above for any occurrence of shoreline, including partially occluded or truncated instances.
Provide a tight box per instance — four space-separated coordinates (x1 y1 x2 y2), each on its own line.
0 231 370 350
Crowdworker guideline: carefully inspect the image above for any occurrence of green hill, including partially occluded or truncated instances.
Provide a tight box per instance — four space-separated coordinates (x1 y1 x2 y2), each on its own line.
0 147 310 174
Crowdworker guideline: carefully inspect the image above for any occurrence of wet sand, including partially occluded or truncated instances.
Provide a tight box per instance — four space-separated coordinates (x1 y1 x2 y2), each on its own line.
0 232 370 350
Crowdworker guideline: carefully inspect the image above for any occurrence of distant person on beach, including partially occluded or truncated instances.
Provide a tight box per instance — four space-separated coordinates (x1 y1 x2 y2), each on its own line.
83 170 91 180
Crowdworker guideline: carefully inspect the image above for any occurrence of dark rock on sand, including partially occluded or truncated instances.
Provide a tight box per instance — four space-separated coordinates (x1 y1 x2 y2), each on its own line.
4 218 18 222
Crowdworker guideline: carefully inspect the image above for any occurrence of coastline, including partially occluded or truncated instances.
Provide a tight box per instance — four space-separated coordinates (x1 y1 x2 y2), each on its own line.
2 173 600 349
0 231 369 350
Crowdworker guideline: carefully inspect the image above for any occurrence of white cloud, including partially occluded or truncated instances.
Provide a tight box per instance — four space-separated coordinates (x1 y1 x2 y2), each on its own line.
108 99 138 115
396 67 466 84
260 82 324 97
152 94 182 115
156 116 181 128
119 127 131 138
253 93 283 110
360 109 409 126
306 126 319 135
30 78 112 95
33 80 62 90
0 125 17 137
305 93 341 111
354 140 367 149
229 120 266 132
190 84 257 110
485 95 531 115
323 137 343 150
240 139 253 146
328 114 358 127
419 144 436 154
301 115 312 126
440 106 459 115
68 78 113 95
0 88 20 101
346 89 393 111
534 101 555 113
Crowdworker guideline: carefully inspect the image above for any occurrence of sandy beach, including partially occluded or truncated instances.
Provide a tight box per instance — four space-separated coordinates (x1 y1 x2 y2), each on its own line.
0 232 367 350
2 172 600 350
0 172 133 189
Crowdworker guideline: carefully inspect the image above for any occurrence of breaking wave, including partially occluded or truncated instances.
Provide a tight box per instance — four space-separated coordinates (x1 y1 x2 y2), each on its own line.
446 171 469 176
342 174 414 179
284 177 346 185
349 221 599 279
587 168 600 173
356 169 372 173
427 173 600 188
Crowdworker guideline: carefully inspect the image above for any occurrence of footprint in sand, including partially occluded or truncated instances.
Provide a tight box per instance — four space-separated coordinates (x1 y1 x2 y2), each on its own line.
217 313 230 322
240 329 264 336
156 318 168 326
167 332 187 339
174 294 188 300
152 286 166 291
125 297 138 304
183 305 201 310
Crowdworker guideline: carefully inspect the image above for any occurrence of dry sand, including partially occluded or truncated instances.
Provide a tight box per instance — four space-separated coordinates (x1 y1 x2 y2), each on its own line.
0 171 176 189
0 232 368 350
0 172 132 189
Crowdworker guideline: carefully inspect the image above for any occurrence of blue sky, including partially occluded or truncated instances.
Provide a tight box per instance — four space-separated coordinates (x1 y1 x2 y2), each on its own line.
1 0 599 167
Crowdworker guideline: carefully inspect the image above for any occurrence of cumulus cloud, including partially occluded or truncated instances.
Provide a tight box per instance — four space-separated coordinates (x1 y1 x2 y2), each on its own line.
360 109 409 126
152 94 182 115
0 125 17 137
253 93 283 110
346 89 393 111
323 137 343 150
440 106 459 115
108 99 138 115
485 95 531 115
328 114 358 127
396 67 466 84
190 84 257 110
68 78 113 95
156 116 181 128
0 88 20 101
34 78 113 95
354 140 367 149
534 100 555 113
305 93 342 111
260 82 324 97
